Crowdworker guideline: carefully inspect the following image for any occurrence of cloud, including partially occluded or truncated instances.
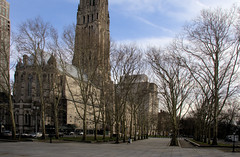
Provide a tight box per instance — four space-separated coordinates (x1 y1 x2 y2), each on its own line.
115 37 174 49
110 0 240 21
135 16 175 35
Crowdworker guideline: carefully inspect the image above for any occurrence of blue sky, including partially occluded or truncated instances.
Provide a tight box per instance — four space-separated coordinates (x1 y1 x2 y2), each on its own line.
8 0 240 48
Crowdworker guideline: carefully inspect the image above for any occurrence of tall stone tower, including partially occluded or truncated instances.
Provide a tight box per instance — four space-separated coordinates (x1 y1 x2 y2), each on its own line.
0 0 10 93
73 0 110 83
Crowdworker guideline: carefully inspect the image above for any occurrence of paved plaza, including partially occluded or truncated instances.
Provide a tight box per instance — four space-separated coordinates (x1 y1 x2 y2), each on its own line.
0 138 239 157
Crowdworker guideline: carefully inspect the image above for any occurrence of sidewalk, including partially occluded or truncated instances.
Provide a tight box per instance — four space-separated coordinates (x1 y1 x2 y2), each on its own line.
0 138 239 157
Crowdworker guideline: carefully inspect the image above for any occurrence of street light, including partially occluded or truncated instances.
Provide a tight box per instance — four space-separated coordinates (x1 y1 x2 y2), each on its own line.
33 106 39 134
232 125 240 153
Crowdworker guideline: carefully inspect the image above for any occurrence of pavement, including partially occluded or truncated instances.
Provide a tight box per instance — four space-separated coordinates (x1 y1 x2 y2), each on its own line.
0 138 239 157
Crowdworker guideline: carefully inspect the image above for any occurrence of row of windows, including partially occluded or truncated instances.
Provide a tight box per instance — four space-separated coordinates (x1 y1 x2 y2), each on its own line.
89 0 96 6
82 13 98 24
14 113 31 126
0 17 10 30
0 6 9 18
0 0 9 8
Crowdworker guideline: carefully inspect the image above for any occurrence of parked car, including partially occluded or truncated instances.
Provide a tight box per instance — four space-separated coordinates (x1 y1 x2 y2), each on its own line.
29 132 42 138
2 130 12 137
59 132 64 137
75 129 83 135
225 135 233 142
21 133 29 137
69 132 75 135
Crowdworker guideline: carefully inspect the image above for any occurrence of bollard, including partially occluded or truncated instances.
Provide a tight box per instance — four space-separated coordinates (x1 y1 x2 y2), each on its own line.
49 134 53 143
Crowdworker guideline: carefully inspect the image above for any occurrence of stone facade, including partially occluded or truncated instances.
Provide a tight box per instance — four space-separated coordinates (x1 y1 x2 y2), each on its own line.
11 0 160 136
13 54 102 134
0 0 10 132
120 74 159 136
73 0 111 84
0 0 10 93
13 54 67 133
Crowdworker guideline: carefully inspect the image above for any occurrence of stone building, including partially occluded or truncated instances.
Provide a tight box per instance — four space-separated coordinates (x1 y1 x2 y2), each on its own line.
12 0 160 136
13 54 67 133
0 0 10 93
0 0 10 133
73 0 111 84
13 53 102 134
12 0 111 135
120 74 159 136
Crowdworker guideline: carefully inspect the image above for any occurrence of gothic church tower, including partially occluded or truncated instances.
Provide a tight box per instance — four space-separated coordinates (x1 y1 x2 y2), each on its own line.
73 0 110 83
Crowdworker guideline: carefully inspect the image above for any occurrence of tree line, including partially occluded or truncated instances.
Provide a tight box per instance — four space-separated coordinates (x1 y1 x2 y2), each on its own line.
0 7 240 146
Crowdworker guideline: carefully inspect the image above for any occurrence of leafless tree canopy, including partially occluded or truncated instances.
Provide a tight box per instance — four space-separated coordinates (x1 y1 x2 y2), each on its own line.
179 7 240 145
147 46 193 146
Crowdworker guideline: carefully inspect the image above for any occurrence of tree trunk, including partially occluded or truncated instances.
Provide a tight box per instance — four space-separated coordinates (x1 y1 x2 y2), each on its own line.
130 107 133 139
41 104 46 139
170 110 178 146
212 52 219 146
54 109 59 139
9 96 16 139
102 116 106 140
94 122 97 141
115 121 120 144
134 111 137 141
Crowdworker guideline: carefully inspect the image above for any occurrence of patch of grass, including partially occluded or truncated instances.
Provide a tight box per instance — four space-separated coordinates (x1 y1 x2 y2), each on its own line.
191 139 236 147
191 139 211 146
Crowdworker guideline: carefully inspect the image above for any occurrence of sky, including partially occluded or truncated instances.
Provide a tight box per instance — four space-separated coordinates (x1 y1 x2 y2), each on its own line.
8 0 240 48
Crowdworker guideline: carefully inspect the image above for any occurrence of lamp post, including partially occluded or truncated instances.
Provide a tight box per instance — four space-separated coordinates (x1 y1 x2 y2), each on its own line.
33 106 39 133
232 128 239 153
0 121 2 133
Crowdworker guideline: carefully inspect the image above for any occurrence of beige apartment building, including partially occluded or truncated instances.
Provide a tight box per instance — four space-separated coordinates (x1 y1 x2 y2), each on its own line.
120 74 159 136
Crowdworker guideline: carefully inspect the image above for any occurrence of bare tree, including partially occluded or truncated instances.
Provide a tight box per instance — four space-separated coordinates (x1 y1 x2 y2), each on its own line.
15 17 54 139
0 27 16 139
111 43 143 143
180 7 240 145
147 46 193 146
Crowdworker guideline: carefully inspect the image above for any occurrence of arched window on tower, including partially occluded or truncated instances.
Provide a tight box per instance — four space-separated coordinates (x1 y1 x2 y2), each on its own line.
93 0 95 6
28 74 32 96
83 16 85 24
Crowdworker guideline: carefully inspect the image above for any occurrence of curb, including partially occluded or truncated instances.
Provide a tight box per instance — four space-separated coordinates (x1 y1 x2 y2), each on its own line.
184 138 200 147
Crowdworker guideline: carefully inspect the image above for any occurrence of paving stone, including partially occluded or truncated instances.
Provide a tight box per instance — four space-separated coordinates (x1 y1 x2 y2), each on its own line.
0 138 239 157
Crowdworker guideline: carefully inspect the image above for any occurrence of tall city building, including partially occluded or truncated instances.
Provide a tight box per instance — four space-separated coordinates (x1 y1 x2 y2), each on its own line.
0 0 10 133
0 0 10 93
73 0 111 83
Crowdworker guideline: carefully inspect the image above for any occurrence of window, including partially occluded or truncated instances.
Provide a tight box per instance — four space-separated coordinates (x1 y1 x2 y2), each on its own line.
93 0 95 6
3 8 5 16
83 16 85 24
28 75 32 96
87 15 89 23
